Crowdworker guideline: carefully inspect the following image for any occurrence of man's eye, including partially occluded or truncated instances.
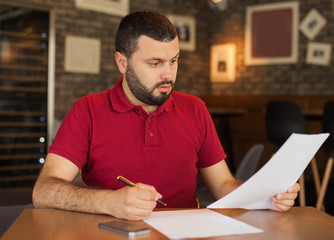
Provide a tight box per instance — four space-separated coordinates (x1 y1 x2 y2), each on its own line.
170 59 178 64
150 62 159 67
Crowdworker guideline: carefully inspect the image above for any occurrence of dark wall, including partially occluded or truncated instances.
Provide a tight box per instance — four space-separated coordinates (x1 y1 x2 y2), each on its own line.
208 0 334 96
2 0 334 120
1 0 212 120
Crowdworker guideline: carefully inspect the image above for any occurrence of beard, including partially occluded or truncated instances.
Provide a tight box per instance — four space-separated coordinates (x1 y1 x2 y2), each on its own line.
125 63 174 106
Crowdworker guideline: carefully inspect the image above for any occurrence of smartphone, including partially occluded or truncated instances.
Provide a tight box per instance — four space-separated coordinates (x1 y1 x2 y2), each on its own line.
99 220 151 237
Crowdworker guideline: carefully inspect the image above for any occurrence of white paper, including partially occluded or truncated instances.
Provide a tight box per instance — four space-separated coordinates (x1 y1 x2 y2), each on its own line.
208 133 329 209
144 209 263 239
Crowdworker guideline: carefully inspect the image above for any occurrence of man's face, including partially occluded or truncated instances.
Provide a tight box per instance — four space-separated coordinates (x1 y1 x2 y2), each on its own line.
124 35 180 106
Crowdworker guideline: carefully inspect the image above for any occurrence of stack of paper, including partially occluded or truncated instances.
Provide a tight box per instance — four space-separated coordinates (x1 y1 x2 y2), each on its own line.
144 133 329 239
208 133 329 209
144 209 262 239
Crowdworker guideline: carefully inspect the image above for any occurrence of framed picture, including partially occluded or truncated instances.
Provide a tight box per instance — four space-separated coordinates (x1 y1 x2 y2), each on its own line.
306 42 332 66
244 2 299 66
167 14 196 51
65 36 101 74
299 8 327 40
75 0 129 17
210 44 236 82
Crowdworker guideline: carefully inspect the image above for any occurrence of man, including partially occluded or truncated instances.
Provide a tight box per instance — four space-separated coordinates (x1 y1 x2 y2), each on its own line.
33 11 299 220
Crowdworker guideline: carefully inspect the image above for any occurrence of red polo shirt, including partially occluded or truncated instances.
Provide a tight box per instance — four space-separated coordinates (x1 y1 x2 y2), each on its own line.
49 78 226 208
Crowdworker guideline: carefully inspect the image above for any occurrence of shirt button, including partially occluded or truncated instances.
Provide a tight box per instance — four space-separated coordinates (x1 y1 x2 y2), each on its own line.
150 132 154 137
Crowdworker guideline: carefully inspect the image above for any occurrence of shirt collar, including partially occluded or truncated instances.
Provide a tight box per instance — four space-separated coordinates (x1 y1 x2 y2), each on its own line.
109 77 175 113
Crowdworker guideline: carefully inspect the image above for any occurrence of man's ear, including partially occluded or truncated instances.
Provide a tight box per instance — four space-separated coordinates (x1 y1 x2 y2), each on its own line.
115 51 127 74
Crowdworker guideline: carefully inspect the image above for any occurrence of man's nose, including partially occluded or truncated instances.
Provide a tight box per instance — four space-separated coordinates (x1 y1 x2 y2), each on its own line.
161 64 174 80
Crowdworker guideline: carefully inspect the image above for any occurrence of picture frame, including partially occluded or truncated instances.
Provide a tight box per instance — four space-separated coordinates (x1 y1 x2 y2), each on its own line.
64 36 101 74
244 1 299 66
299 8 327 40
75 0 129 17
210 43 236 82
306 42 332 66
167 14 196 51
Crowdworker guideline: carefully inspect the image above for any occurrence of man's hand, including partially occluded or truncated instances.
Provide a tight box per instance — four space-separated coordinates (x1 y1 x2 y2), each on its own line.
33 154 163 221
106 183 162 220
271 183 300 212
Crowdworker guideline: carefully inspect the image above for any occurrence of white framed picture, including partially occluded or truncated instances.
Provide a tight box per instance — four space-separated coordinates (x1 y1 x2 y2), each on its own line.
300 8 327 40
65 36 101 74
167 14 196 51
75 0 129 17
244 1 299 65
306 42 332 66
210 43 236 82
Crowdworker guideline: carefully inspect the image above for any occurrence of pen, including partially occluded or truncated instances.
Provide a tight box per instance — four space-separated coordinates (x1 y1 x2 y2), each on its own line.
117 176 167 206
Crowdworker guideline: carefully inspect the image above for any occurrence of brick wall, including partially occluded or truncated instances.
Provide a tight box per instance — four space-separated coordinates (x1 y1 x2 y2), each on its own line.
2 0 334 120
208 0 334 96
2 0 212 119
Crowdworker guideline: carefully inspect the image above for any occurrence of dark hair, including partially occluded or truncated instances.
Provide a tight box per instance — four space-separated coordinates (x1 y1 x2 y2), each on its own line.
115 11 177 58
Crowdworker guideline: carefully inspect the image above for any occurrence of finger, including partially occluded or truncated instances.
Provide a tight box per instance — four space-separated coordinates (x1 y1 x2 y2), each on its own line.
132 205 155 219
135 195 157 210
131 199 156 219
108 188 156 220
123 206 154 220
120 192 156 220
275 192 298 202
128 187 157 210
274 199 295 208
271 199 294 212
287 183 300 193
119 187 155 213
123 202 154 219
137 183 163 199
271 194 295 212
271 203 290 212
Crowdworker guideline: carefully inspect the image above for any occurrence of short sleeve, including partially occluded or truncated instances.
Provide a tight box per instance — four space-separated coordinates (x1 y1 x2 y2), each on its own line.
48 98 91 169
196 101 226 168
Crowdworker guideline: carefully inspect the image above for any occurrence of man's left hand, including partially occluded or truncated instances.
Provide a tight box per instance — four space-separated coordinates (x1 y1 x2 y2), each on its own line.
271 182 300 212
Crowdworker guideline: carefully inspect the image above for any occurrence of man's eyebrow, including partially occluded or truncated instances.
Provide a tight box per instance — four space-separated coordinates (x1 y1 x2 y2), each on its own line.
145 52 180 61
172 52 180 59
172 52 180 58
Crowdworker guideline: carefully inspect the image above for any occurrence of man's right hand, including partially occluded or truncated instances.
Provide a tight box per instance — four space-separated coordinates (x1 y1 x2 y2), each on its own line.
33 153 161 221
105 183 162 220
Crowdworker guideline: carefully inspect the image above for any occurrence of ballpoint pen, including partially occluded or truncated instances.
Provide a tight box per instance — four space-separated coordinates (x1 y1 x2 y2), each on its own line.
117 175 167 206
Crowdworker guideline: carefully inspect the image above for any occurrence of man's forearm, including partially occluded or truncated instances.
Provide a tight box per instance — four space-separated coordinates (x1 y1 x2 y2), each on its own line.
32 176 110 214
216 179 243 199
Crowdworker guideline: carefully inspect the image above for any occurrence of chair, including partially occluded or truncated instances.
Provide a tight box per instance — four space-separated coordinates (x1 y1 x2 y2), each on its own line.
265 101 321 207
316 101 334 210
266 101 306 146
235 144 264 181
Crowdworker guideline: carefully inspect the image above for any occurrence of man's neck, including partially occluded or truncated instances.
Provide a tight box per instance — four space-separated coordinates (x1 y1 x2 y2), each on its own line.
121 78 158 115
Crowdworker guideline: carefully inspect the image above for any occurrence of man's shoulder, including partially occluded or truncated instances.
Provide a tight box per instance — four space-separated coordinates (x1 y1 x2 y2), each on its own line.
171 91 205 107
170 91 208 116
172 91 203 102
76 89 111 105
67 90 113 116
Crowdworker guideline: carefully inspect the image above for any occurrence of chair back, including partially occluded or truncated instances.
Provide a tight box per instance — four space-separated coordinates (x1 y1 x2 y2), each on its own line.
235 144 264 181
323 101 334 148
266 101 307 146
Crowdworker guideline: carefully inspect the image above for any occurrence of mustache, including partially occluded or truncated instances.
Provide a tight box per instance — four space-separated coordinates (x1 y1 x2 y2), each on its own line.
154 80 174 89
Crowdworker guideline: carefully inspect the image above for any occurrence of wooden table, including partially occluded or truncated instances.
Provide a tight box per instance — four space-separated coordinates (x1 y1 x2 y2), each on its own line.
2 207 334 240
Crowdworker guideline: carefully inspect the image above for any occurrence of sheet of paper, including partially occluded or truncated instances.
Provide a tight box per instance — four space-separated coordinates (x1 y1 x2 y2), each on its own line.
144 209 263 239
208 133 329 209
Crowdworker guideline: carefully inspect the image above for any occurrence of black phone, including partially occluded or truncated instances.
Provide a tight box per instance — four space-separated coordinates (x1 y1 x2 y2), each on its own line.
99 220 151 237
